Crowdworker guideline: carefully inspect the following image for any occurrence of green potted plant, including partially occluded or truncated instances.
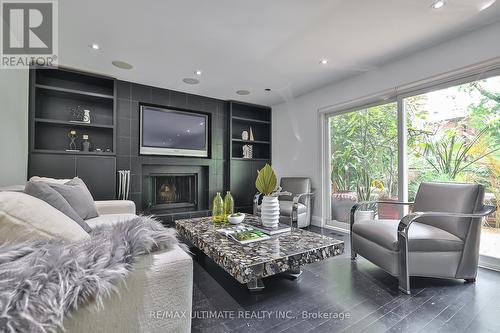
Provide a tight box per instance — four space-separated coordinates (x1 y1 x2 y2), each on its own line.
255 164 281 228
354 169 376 222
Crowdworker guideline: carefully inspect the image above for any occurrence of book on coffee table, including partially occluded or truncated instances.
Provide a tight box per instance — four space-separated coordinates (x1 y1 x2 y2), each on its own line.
217 225 270 244
244 220 291 235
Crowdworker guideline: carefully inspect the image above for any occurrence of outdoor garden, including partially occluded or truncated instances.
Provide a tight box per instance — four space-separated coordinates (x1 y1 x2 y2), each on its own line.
329 76 499 243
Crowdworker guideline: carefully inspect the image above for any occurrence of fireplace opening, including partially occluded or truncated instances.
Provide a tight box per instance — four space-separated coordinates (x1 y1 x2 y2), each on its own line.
150 174 197 209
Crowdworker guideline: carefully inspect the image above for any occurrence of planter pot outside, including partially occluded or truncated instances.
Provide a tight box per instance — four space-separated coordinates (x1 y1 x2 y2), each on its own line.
261 195 280 228
354 210 375 223
378 197 400 219
331 191 357 223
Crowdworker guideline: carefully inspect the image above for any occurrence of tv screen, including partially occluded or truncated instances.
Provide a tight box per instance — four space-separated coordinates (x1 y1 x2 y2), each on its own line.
140 105 208 157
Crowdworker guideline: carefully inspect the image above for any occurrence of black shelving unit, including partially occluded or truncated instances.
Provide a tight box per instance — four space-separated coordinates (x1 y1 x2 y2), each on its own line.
227 101 272 212
28 68 117 199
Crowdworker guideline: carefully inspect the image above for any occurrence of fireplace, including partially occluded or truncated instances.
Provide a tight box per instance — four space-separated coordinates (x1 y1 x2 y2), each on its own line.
151 174 197 209
142 164 208 215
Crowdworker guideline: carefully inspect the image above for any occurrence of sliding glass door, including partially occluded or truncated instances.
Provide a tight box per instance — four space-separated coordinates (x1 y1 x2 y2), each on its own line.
328 102 398 228
326 73 499 265
404 76 500 260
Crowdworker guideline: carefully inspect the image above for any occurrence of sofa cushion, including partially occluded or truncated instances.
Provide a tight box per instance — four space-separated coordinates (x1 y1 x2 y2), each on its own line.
0 192 90 242
24 181 91 232
44 178 99 220
85 214 138 229
352 219 463 252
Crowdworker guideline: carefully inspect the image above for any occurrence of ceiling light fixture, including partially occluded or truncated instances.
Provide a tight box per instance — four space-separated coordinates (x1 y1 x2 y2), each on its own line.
182 78 200 85
236 90 250 95
479 0 496 11
431 1 446 9
194 70 202 76
90 43 100 50
265 88 272 92
320 59 328 65
112 60 133 70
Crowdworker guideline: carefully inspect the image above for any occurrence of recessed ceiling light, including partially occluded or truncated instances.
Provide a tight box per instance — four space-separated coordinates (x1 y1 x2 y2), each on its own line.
194 70 202 76
431 1 445 9
183 78 200 85
236 90 250 95
320 59 328 65
112 60 133 70
479 0 496 11
90 43 100 50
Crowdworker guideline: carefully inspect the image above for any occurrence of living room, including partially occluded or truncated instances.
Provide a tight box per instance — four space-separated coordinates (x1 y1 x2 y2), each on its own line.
1 1 500 332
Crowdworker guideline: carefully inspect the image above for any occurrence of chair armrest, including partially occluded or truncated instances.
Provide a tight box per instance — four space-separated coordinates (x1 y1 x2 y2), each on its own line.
95 200 136 215
397 205 497 237
292 192 315 205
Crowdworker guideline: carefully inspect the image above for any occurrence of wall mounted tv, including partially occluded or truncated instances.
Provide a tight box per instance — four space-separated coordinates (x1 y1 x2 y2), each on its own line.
140 105 209 157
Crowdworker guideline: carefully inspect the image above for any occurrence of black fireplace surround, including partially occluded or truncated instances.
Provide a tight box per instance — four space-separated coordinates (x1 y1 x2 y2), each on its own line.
142 165 208 216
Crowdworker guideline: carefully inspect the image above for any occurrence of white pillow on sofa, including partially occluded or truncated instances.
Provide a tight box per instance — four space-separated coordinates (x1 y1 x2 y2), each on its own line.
0 192 90 242
30 176 72 184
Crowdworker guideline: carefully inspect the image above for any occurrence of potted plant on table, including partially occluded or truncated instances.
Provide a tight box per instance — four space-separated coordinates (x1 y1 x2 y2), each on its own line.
255 164 282 228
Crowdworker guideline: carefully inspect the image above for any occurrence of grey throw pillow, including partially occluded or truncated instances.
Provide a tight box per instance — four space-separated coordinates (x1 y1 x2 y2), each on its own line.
24 181 91 233
47 178 99 221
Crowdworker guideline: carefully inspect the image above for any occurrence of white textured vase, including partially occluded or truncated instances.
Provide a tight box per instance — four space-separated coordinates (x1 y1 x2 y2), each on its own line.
261 195 280 228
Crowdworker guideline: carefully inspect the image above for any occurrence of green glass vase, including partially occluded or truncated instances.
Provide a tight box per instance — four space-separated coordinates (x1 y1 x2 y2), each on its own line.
223 191 234 221
212 192 224 224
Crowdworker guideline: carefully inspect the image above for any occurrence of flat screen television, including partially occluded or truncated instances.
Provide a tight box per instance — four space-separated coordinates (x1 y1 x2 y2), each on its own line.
140 105 209 157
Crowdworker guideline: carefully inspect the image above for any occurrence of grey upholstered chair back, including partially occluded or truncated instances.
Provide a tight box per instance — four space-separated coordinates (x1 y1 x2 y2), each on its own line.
413 182 485 240
279 177 311 205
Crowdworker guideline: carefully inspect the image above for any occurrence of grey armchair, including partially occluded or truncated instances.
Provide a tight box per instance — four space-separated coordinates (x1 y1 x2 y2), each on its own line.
254 177 313 228
351 182 496 295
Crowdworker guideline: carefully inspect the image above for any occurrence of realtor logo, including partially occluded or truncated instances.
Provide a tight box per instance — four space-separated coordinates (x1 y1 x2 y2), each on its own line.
1 0 58 68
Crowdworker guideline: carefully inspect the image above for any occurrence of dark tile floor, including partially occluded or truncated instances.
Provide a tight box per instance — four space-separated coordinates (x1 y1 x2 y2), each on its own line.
189 226 500 333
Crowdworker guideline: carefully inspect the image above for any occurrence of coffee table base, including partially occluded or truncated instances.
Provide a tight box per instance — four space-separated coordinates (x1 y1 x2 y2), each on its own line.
283 267 303 279
247 278 265 292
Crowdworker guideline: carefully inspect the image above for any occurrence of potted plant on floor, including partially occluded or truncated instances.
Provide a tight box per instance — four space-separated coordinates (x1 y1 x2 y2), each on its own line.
354 169 377 222
255 164 281 228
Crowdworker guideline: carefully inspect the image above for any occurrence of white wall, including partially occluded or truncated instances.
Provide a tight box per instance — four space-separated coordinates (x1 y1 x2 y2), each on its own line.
0 69 29 186
272 21 500 223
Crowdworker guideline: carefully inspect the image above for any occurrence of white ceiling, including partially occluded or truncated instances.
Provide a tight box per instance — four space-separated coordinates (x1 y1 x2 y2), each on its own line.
59 0 500 106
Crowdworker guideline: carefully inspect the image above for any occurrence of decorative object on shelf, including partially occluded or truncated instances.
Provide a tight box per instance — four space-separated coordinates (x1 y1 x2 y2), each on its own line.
242 144 253 159
95 148 103 153
249 126 254 141
83 109 91 123
223 191 234 221
241 130 249 140
255 164 280 228
69 106 91 124
82 134 91 152
118 170 131 200
67 130 78 151
105 148 112 153
212 192 224 224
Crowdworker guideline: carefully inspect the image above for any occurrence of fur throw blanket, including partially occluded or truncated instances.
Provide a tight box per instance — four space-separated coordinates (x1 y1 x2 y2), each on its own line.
0 216 185 333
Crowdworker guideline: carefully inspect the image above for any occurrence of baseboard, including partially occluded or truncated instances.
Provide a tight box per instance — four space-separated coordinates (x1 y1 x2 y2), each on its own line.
311 216 323 227
479 255 500 272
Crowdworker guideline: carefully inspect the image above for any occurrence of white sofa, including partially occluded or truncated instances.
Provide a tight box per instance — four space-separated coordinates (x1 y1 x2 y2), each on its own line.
63 200 193 333
0 187 193 333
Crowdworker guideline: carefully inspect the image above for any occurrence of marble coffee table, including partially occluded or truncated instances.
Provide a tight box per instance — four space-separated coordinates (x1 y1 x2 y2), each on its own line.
176 216 344 291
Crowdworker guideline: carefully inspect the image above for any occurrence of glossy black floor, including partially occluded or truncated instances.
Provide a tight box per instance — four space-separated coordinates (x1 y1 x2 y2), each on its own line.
189 226 500 333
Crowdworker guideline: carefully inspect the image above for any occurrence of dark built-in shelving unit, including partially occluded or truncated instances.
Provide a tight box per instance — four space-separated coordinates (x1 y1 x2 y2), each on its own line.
228 101 272 212
28 68 117 199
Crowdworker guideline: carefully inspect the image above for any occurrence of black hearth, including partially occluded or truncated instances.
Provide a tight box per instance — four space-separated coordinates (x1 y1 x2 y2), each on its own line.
142 164 208 216
151 174 197 209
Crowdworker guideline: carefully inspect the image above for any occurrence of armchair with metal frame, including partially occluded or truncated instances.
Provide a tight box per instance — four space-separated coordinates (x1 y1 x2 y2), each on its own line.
253 177 314 229
350 182 496 295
